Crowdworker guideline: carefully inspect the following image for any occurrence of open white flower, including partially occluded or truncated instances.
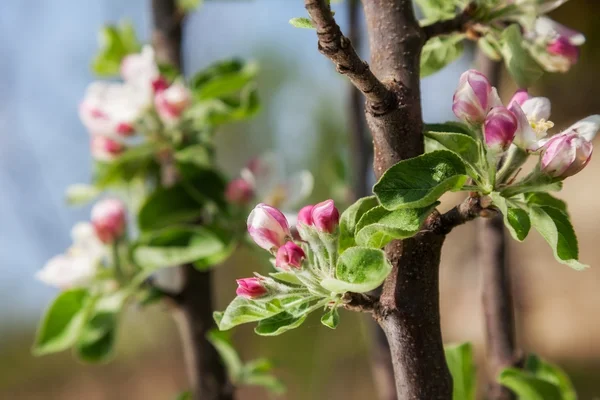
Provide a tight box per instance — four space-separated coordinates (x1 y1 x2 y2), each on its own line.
36 222 106 289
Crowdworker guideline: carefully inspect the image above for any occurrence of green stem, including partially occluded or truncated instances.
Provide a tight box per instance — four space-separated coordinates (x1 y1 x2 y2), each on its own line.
112 240 125 284
497 146 529 184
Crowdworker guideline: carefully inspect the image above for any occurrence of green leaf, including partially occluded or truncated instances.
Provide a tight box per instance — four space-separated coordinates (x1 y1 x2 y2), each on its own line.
188 85 260 126
321 308 340 329
94 143 158 188
193 226 237 270
175 392 192 400
65 184 100 206
529 205 587 270
478 34 503 61
525 354 577 400
137 184 204 232
338 196 380 252
355 203 438 248
490 193 531 241
424 131 482 178
216 295 307 331
421 35 465 78
500 172 562 198
415 0 456 20
498 368 562 400
525 192 567 213
189 59 258 100
425 122 473 137
269 272 303 286
501 24 544 88
206 329 243 380
91 21 141 76
240 372 286 394
174 145 212 169
75 292 127 363
373 150 468 211
321 247 392 293
445 342 476 400
177 0 202 12
289 17 315 29
254 312 308 336
33 289 90 356
134 227 227 271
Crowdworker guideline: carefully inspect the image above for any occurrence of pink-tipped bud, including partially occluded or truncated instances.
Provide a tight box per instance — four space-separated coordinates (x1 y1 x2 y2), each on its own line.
311 199 340 233
225 178 254 205
275 241 306 270
91 135 125 162
236 277 267 299
484 106 518 151
115 122 135 136
91 198 126 243
297 204 315 227
508 89 529 108
547 37 580 65
247 203 291 251
541 132 593 178
452 69 502 124
154 82 192 124
152 76 169 93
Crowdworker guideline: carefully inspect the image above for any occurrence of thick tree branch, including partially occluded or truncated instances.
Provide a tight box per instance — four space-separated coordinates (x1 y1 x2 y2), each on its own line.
305 0 395 113
476 54 521 400
152 2 233 399
421 3 477 42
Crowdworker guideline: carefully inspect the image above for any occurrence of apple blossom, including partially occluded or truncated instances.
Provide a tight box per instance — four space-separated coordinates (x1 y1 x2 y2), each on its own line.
154 82 192 124
541 132 593 178
484 106 518 151
311 199 340 234
452 69 502 124
297 204 315 227
509 94 553 151
90 135 125 162
225 178 254 205
236 277 267 299
247 203 291 251
91 198 127 243
529 17 585 73
275 241 306 270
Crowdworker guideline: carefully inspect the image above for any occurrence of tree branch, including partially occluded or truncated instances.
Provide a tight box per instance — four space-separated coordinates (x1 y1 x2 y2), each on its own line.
152 2 234 399
432 195 490 235
476 53 521 400
421 3 477 42
342 292 379 313
304 0 395 112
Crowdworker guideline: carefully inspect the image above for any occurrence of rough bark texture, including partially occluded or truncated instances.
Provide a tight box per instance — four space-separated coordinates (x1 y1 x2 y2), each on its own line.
152 1 234 399
476 53 520 400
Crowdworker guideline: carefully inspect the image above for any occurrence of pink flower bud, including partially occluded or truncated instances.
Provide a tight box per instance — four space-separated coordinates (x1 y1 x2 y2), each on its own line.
247 203 291 251
484 107 518 151
508 89 529 108
311 199 340 233
91 198 126 243
452 69 502 124
115 122 135 136
541 132 593 178
152 76 170 93
236 277 267 299
297 204 315 227
154 82 192 124
275 241 306 270
547 37 580 65
90 135 125 162
226 178 254 205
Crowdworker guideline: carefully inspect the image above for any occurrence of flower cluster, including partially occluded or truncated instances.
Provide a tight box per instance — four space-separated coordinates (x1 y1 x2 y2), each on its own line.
236 200 340 299
526 17 585 73
79 46 192 162
453 69 599 181
36 198 127 289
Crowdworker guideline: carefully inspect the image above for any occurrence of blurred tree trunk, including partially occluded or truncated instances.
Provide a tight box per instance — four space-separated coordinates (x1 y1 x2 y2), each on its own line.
152 1 234 399
476 52 520 400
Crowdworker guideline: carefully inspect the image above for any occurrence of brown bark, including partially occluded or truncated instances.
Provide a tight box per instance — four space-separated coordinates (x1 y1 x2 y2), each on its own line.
152 1 234 399
476 54 521 400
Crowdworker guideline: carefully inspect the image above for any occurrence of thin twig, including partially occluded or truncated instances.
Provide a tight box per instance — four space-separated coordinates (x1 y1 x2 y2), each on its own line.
427 195 490 235
421 2 478 42
342 292 379 313
304 0 395 112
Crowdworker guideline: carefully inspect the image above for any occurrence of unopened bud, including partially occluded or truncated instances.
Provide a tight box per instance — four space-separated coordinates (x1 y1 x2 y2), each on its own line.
247 203 291 251
91 135 124 162
154 82 192 124
236 277 267 299
275 241 306 270
311 199 340 234
452 69 502 124
484 107 517 151
91 198 127 243
541 132 593 179
225 178 254 205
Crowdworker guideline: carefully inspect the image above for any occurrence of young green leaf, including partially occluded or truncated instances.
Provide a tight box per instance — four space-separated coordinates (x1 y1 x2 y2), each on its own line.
254 312 308 336
525 192 567 213
321 247 392 293
498 368 562 400
174 145 212 169
134 227 227 271
501 24 544 88
425 122 472 137
529 205 587 270
269 272 303 286
444 343 476 400
94 143 158 189
91 21 141 76
289 17 315 29
189 59 258 100
33 289 90 355
65 184 101 206
421 35 465 78
175 392 192 400
206 329 243 380
137 185 204 232
321 308 340 329
424 131 482 179
239 359 286 394
354 203 438 249
500 171 562 198
490 193 531 241
525 354 577 400
373 150 468 211
338 196 380 252
216 295 307 331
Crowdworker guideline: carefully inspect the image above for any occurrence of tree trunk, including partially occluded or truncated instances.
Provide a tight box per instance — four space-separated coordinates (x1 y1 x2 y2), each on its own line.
476 53 520 400
361 0 452 398
151 1 234 399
